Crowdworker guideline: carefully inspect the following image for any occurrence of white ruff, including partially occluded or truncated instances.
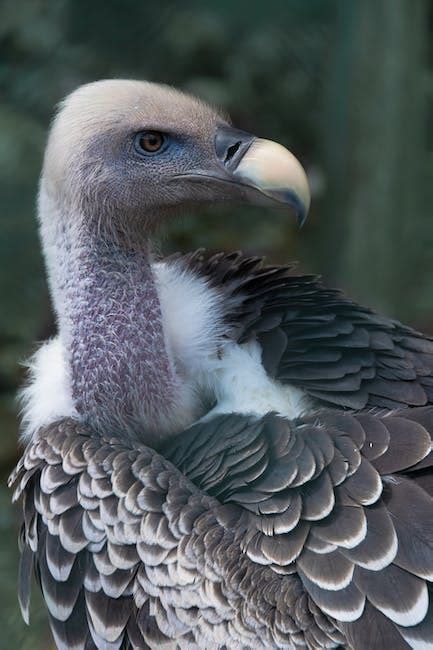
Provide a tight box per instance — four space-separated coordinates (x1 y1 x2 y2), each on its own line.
19 337 77 441
200 339 311 420
154 260 228 375
20 261 309 440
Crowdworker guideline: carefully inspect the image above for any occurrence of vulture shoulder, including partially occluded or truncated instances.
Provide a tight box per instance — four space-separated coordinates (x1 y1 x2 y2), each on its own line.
177 249 433 411
10 406 433 649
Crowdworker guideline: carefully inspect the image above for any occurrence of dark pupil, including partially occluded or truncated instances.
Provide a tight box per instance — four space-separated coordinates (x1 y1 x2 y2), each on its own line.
141 132 162 151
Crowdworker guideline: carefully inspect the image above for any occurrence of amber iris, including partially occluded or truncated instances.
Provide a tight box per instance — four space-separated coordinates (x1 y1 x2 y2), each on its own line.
138 131 165 153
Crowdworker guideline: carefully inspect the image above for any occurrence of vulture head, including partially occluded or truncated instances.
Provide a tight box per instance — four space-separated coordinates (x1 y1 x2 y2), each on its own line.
36 79 311 444
41 79 310 244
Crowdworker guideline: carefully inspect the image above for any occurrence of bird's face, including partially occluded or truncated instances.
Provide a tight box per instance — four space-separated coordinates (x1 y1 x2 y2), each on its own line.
43 80 310 241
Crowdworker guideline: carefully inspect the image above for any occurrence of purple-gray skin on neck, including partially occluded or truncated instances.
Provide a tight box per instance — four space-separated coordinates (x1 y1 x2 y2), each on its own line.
67 240 175 442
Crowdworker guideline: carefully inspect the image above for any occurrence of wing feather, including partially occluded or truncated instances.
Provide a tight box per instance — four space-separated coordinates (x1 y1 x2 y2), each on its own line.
11 404 433 648
164 405 433 647
182 250 433 410
12 417 344 649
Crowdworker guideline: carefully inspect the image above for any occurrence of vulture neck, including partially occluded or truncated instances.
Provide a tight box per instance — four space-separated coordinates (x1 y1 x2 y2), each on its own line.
40 190 190 444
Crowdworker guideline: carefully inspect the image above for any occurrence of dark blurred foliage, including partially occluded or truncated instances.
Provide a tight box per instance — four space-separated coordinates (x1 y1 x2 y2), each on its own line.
0 0 432 646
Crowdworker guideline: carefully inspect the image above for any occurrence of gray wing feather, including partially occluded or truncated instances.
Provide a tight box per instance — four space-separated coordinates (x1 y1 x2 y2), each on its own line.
164 406 433 648
180 249 433 410
11 406 433 648
11 418 343 649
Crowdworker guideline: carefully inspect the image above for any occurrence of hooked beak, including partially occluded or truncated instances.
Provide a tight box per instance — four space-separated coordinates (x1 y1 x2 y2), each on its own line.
214 125 311 226
171 124 311 226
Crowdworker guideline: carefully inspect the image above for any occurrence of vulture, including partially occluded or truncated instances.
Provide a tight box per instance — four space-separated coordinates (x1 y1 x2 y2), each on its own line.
10 79 433 650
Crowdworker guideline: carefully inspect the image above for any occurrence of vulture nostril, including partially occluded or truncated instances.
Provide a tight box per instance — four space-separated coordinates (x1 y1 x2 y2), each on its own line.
224 141 242 165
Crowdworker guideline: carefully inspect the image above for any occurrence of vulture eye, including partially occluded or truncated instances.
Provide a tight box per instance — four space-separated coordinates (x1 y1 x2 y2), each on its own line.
135 131 167 155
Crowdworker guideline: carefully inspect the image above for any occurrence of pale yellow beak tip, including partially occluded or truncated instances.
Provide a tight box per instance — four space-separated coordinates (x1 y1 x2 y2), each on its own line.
234 138 311 223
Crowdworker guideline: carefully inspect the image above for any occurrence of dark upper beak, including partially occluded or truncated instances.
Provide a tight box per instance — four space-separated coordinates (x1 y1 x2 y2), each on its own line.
214 125 311 226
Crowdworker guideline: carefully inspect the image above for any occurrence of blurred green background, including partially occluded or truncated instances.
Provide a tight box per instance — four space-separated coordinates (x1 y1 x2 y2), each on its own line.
1 0 432 647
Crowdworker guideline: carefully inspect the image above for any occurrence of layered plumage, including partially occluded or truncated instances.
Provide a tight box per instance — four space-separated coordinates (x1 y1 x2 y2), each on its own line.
10 80 433 649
